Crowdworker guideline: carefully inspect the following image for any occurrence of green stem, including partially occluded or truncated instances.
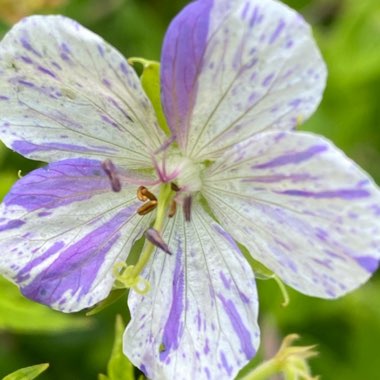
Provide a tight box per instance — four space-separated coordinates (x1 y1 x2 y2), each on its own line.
241 359 281 380
131 184 172 277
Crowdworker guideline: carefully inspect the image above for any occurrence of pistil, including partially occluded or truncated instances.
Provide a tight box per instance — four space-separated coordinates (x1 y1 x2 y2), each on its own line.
113 183 173 294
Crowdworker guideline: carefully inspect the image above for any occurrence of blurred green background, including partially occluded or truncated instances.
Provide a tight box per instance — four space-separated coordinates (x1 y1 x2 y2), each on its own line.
0 0 380 379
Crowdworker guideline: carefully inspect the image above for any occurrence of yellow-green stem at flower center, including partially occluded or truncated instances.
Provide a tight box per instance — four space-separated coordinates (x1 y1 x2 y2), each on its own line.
113 184 173 294
131 183 172 278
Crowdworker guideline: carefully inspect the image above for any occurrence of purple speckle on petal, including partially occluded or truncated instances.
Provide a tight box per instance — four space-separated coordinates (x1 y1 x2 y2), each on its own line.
220 271 231 289
269 19 285 44
218 294 255 359
241 2 250 20
196 309 201 331
20 36 41 57
220 351 233 376
0 219 25 232
101 114 120 129
37 211 52 217
102 78 112 87
120 62 129 76
239 290 250 304
38 66 57 78
18 79 35 88
97 44 105 57
253 145 328 169
262 73 275 87
249 6 260 28
278 188 370 200
204 338 210 355
20 56 33 64
213 224 242 255
160 241 184 362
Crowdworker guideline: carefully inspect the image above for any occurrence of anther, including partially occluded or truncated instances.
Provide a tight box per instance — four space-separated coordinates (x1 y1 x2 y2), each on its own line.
183 196 192 222
170 182 180 192
137 186 157 202
145 228 172 255
102 159 121 192
168 200 177 218
137 200 157 215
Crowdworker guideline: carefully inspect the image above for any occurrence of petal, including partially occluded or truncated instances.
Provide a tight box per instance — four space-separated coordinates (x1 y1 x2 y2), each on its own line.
203 131 380 298
161 0 326 160
124 204 259 380
0 16 164 167
0 158 151 312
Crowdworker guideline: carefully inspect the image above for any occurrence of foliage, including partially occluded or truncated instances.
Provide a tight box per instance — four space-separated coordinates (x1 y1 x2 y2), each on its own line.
3 363 49 380
98 316 136 380
0 276 91 333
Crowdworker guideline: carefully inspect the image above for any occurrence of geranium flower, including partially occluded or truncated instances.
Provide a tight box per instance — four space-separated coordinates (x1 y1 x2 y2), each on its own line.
0 0 379 379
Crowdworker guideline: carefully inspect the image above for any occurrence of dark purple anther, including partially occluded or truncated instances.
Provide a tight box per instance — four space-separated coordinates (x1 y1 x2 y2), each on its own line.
101 159 121 192
183 196 192 222
145 228 172 255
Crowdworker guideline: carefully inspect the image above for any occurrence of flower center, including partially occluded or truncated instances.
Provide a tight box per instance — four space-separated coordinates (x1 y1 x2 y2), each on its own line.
155 154 203 196
113 155 204 294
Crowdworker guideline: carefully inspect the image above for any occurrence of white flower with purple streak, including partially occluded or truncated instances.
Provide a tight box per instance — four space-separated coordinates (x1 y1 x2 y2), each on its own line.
0 0 379 379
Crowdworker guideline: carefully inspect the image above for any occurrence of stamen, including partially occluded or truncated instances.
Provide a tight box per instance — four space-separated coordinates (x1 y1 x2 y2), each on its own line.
170 182 180 192
168 200 177 218
137 200 158 215
145 228 172 255
137 186 157 202
102 159 121 192
183 195 192 222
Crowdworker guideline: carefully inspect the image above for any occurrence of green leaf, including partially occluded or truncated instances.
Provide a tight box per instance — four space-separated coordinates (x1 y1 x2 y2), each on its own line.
100 315 135 380
129 58 170 136
3 363 49 380
0 276 91 333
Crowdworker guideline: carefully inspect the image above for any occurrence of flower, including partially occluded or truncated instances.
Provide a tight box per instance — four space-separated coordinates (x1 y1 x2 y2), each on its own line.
0 0 379 379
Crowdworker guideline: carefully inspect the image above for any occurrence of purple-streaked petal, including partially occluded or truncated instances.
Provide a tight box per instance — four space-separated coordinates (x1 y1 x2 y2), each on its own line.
161 0 326 159
124 204 259 380
0 16 164 167
203 131 380 298
161 0 213 149
0 158 151 312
